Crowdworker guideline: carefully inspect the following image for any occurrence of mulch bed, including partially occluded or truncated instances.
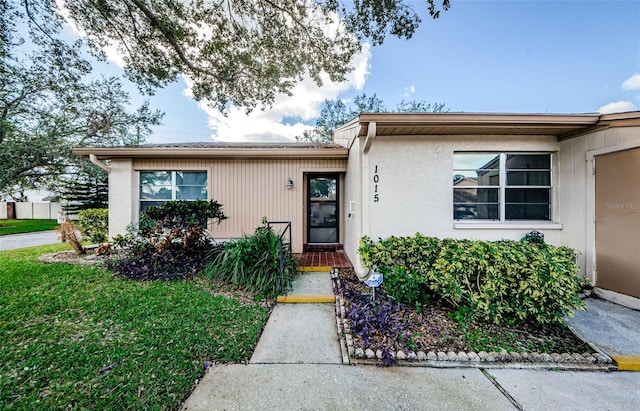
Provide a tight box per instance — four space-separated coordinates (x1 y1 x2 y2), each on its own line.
37 247 109 266
335 267 596 363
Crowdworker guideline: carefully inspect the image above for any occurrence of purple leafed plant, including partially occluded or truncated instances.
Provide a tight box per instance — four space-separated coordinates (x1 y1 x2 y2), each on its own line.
341 281 411 366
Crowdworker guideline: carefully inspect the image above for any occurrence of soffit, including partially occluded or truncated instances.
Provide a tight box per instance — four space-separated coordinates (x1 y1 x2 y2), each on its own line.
341 112 603 138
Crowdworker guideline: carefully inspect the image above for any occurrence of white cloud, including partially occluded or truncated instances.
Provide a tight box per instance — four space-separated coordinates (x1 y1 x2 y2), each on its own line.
597 100 637 114
59 0 372 142
57 0 127 67
196 43 371 142
622 73 640 91
403 85 415 98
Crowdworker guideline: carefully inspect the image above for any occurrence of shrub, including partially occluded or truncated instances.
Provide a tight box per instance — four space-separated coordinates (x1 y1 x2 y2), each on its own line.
359 235 586 326
202 223 297 297
58 220 85 255
359 234 440 307
108 200 227 280
77 208 109 243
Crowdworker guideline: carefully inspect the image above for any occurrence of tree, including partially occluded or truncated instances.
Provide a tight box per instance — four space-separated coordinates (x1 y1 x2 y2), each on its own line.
0 31 163 196
6 0 450 112
58 164 109 215
297 93 448 142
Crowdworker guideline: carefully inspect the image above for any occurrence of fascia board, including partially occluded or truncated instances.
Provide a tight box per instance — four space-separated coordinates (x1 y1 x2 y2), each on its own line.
73 147 349 160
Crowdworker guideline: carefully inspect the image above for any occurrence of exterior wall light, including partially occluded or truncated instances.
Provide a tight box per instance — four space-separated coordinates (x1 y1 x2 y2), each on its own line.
286 177 294 189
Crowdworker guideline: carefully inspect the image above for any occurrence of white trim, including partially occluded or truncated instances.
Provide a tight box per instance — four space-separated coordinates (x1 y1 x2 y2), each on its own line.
453 152 554 222
499 154 506 220
138 170 208 211
594 288 640 311
586 140 640 160
300 167 348 173
134 165 211 171
454 222 563 230
586 141 640 286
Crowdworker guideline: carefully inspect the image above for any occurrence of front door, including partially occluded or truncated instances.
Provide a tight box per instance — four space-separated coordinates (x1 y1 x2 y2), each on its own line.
308 175 338 243
595 148 640 298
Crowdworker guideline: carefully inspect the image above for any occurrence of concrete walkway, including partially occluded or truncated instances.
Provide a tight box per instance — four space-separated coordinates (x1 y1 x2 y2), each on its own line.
568 297 640 370
182 272 640 411
0 230 60 251
250 272 341 364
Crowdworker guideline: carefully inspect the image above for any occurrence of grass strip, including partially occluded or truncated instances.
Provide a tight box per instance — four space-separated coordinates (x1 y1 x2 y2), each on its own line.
0 244 269 410
0 219 59 235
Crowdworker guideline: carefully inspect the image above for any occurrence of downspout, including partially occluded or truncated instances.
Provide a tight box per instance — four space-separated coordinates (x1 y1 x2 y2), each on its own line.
90 154 111 173
355 121 377 280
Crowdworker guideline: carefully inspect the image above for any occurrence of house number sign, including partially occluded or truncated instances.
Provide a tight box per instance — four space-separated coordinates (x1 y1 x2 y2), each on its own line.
373 165 380 203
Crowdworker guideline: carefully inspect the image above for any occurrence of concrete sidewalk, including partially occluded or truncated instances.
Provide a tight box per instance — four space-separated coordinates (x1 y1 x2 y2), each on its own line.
0 230 60 251
182 271 640 410
182 364 514 410
182 271 512 410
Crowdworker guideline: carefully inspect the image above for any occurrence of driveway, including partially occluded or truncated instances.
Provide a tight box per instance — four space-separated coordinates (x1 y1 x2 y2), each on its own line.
0 230 61 251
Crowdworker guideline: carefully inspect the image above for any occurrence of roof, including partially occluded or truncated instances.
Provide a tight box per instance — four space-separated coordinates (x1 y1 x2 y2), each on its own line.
334 111 640 140
73 142 349 160
75 111 640 159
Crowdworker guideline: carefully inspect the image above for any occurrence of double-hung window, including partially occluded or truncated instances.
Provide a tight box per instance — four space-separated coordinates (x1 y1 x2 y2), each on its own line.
453 153 552 221
139 171 207 211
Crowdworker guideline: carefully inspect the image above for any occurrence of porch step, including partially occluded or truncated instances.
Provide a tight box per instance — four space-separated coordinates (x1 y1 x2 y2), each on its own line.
276 294 335 303
295 250 353 268
279 271 335 304
303 244 343 252
298 266 332 272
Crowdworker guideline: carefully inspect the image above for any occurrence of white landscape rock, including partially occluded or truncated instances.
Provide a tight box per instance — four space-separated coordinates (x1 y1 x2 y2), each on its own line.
467 352 479 361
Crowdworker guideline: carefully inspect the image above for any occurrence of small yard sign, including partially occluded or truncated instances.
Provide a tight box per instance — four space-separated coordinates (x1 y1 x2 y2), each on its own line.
365 271 383 301
365 271 383 288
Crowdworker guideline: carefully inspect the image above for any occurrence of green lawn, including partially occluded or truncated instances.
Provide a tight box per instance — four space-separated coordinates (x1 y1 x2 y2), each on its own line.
0 219 59 235
0 244 269 410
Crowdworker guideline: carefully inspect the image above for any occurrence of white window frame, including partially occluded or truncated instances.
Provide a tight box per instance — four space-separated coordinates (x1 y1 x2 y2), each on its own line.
453 152 554 223
139 170 208 211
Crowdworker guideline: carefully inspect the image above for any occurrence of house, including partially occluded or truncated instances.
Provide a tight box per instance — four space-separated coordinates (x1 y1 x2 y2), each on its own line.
74 111 640 309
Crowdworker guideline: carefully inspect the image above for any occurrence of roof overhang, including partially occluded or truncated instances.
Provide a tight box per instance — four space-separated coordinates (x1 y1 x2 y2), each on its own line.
335 112 639 140
73 143 349 160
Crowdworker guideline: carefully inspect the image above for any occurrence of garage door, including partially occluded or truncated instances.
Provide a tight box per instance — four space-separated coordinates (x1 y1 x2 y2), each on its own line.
595 148 640 298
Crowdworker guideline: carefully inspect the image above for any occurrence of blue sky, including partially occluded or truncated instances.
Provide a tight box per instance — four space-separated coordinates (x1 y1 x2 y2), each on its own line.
101 0 640 143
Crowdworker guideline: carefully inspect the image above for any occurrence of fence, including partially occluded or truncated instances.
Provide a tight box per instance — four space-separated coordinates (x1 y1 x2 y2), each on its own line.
1 202 62 220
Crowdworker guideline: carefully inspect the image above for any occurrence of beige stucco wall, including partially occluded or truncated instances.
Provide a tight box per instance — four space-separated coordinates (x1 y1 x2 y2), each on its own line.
109 159 137 236
342 133 562 268
559 125 640 280
342 138 363 269
108 157 347 253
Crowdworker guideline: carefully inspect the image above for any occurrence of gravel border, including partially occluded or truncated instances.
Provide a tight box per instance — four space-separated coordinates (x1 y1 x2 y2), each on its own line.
332 269 617 371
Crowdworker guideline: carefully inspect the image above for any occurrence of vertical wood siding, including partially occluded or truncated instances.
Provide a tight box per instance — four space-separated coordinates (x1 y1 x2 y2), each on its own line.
133 157 347 252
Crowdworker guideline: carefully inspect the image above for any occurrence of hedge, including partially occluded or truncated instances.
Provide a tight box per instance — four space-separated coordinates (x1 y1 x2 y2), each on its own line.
359 234 587 325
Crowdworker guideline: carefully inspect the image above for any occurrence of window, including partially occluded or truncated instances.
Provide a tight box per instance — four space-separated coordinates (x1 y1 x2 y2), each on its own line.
453 153 552 221
139 171 207 211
